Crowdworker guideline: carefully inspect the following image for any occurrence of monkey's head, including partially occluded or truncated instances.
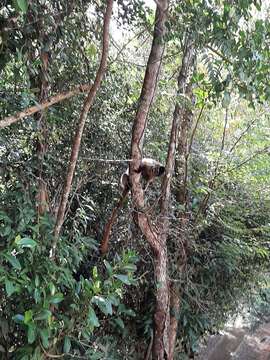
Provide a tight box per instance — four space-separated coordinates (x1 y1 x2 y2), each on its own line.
158 165 165 176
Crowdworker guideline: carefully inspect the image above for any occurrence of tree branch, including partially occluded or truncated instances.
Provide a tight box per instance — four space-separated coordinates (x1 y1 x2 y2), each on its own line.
130 0 168 252
0 85 91 129
51 0 113 253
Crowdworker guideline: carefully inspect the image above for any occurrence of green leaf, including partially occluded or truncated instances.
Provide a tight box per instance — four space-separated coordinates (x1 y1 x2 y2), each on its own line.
87 306 100 327
108 295 120 306
92 296 112 316
113 274 131 285
14 234 21 244
86 43 96 58
17 238 37 249
104 260 113 275
49 283 56 295
120 308 136 317
40 328 49 348
122 264 137 272
63 336 71 353
114 317 125 329
49 293 64 304
24 310 33 324
34 275 40 287
5 279 16 296
2 226 11 236
34 288 41 304
34 309 51 321
3 253 21 270
27 325 36 344
92 266 98 279
17 0 28 13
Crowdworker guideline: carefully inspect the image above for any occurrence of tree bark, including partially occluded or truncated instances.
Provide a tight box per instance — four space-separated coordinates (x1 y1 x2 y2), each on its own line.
52 0 113 254
168 285 180 360
25 12 51 219
129 1 169 358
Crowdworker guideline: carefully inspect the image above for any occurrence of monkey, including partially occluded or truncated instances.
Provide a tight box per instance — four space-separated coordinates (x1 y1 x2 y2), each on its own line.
100 158 165 255
120 158 165 191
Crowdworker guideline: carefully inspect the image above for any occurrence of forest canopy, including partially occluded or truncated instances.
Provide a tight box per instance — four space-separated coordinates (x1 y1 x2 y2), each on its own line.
0 0 270 359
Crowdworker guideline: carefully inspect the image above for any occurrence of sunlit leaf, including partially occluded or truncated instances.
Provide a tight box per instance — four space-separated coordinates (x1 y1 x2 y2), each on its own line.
17 238 37 249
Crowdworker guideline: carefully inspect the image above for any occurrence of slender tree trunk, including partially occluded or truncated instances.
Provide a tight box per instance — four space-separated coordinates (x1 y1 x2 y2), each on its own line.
52 0 113 255
26 11 51 219
168 285 180 360
129 1 169 358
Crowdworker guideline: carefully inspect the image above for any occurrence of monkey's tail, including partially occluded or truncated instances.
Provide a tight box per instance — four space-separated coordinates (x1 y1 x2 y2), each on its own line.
100 187 129 255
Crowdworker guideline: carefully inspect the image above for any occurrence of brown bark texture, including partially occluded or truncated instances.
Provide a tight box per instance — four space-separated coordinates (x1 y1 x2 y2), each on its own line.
52 0 113 253
25 17 51 219
100 187 129 255
168 285 180 360
129 1 170 359
0 84 91 129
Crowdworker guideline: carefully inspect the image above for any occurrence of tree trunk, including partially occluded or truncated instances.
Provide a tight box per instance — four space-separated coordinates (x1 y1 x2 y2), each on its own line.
129 5 198 359
153 247 170 358
168 285 180 360
26 12 51 219
129 1 169 358
52 0 113 255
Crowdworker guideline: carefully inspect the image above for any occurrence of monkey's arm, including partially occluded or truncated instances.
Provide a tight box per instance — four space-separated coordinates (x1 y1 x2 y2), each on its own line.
100 187 129 255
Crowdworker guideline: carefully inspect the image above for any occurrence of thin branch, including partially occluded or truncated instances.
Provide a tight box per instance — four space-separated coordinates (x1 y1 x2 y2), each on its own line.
187 103 205 155
0 84 91 129
206 45 234 66
52 0 113 253
110 28 146 65
161 34 195 215
40 341 65 358
84 158 132 163
228 117 258 154
195 144 270 223
227 145 270 173
195 108 228 220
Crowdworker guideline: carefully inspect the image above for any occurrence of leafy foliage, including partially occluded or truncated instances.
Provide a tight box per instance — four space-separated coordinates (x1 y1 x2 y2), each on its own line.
0 0 270 358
